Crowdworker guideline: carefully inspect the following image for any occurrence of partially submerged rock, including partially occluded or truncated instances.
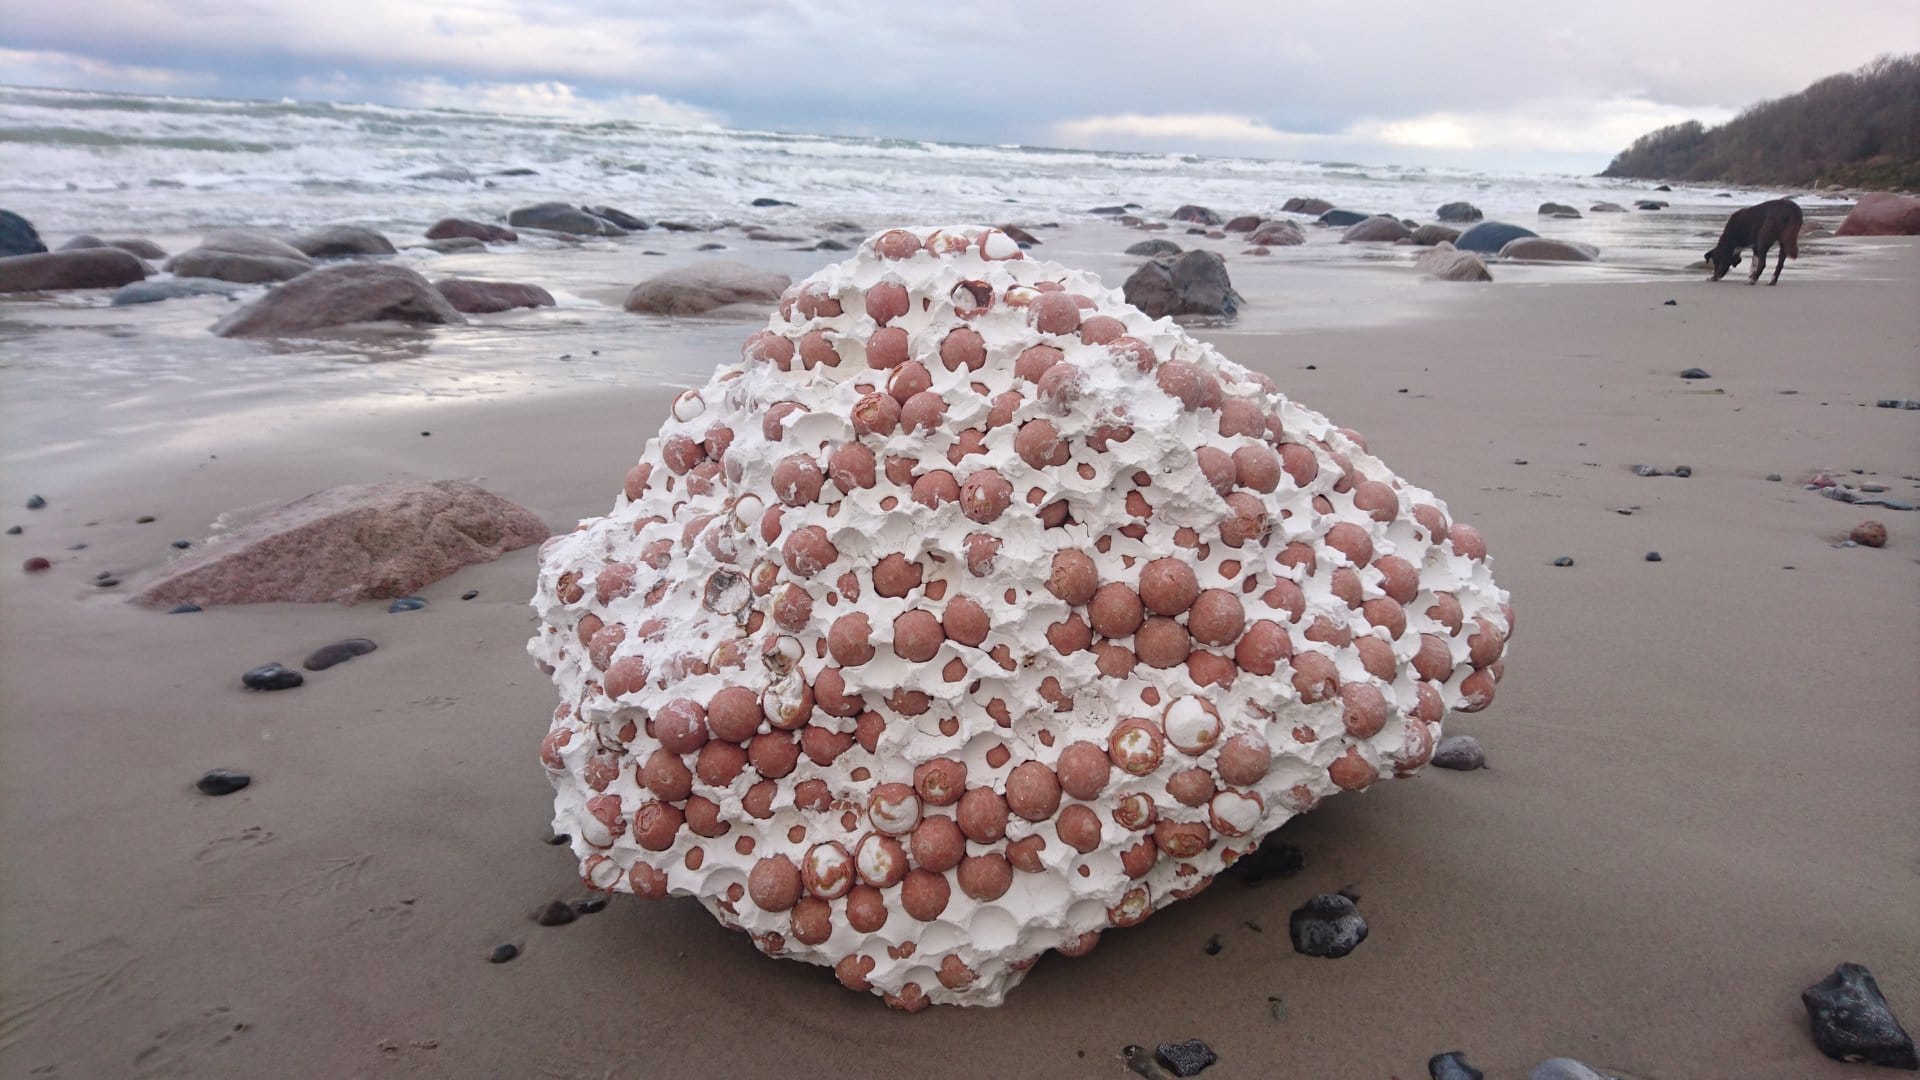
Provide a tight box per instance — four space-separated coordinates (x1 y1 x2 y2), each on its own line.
0 248 150 292
168 249 310 284
1415 243 1492 282
426 217 518 243
623 260 791 316
434 277 556 314
1454 221 1539 254
1411 224 1461 246
1436 201 1483 223
1248 220 1306 247
60 234 168 260
1125 239 1182 257
183 230 312 264
1500 238 1599 262
1537 202 1581 218
1835 192 1920 236
290 225 398 259
1281 196 1334 215
135 479 550 607
1318 209 1370 228
213 263 467 337
1343 216 1413 243
0 209 47 257
1171 204 1222 226
507 202 627 236
111 278 246 305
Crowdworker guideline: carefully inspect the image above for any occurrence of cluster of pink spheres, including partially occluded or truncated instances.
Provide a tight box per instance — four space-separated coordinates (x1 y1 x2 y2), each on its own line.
530 226 1512 1010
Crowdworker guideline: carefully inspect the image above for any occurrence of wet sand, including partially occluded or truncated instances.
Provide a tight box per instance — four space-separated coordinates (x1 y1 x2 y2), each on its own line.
2 236 1916 1078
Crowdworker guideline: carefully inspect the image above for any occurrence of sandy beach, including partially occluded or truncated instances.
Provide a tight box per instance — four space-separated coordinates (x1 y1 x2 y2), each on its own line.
2 222 1914 1078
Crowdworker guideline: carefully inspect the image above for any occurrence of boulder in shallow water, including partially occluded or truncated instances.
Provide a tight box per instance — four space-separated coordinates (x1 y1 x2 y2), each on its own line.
1125 239 1182 257
507 202 627 236
290 225 398 259
1281 196 1334 215
586 205 650 231
1223 214 1261 233
1415 242 1493 282
1835 192 1920 236
1248 219 1306 246
1590 202 1626 212
425 217 518 243
623 260 791 316
212 263 467 337
1436 201 1483 223
0 210 47 257
1317 209 1370 227
1537 202 1581 217
111 278 246 305
1454 221 1538 254
135 479 550 607
1500 237 1599 262
1342 215 1412 243
0 248 150 292
434 277 556 314
1411 223 1461 246
1171 204 1222 225
60 234 168 260
1122 249 1239 319
413 237 488 254
1802 962 1918 1068
168 249 314 284
185 230 312 264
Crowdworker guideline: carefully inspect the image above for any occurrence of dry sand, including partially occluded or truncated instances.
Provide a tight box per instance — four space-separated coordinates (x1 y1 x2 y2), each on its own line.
3 240 1916 1079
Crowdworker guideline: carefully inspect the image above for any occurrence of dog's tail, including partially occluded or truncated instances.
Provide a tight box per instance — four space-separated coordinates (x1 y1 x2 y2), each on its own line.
1783 223 1801 260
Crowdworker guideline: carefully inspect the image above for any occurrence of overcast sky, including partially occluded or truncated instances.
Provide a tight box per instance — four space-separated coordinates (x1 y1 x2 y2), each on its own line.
3 1 1916 171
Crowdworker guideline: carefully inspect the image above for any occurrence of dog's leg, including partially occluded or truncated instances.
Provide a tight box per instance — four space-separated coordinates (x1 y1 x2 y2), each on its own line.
1770 244 1786 285
1747 242 1766 284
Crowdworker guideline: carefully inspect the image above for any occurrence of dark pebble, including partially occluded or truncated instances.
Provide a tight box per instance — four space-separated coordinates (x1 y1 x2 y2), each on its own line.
1155 1039 1218 1077
168 603 201 614
1663 299 1677 306
66 542 86 550
1766 473 1782 482
1121 1046 1160 1079
573 896 608 915
1802 962 1918 1069
172 539 192 548
1672 465 1693 478
534 900 578 927
1429 1051 1485 1080
1645 551 1663 562
136 515 156 524
1224 834 1304 885
303 638 377 671
95 570 113 580
1680 368 1710 379
1289 893 1368 958
1552 556 1574 567
196 769 251 796
241 662 304 690
95 577 119 588
1431 734 1487 771
487 943 519 964
544 832 570 846
461 590 479 600
26 495 46 509
5 525 20 534
1203 934 1222 956
23 556 50 572
388 596 427 612
420 431 431 437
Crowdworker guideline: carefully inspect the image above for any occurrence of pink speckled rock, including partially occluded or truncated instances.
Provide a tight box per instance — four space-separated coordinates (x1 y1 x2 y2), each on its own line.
136 480 549 606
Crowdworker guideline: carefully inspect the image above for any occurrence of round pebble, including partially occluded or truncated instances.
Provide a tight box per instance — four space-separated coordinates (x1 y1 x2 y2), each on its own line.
171 539 192 549
1644 551 1662 562
95 577 119 588
1288 893 1367 958
1155 1039 1219 1077
388 596 428 612
534 900 578 926
487 943 519 963
461 590 480 600
573 896 609 915
1551 556 1573 567
22 557 50 572
1849 521 1887 548
5 525 21 535
168 603 201 614
26 495 46 510
241 663 304 691
304 638 377 671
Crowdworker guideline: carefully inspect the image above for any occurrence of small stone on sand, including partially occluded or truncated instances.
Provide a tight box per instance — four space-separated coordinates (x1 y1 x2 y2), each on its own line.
196 769 251 796
1672 465 1693 478
487 943 519 963
136 515 155 524
1552 556 1573 567
1203 935 1222 955
461 590 479 600
573 896 608 915
1429 1051 1486 1080
1431 735 1486 771
1849 521 1888 547
171 539 192 548
5 525 20 534
388 596 427 612
1645 551 1663 562
1289 893 1367 958
1802 962 1918 1069
544 832 570 846
1224 835 1304 885
242 663 303 690
304 638 377 671
1680 368 1710 379
1766 473 1782 481
1155 1040 1218 1077
26 495 46 509
534 901 578 926
168 603 201 614
95 577 119 588
23 557 50 572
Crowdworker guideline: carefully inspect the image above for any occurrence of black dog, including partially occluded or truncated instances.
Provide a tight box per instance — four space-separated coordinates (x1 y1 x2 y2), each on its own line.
1705 198 1802 285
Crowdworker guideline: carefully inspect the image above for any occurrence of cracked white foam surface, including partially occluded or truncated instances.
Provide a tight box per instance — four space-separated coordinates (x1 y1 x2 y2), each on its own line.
529 226 1512 1010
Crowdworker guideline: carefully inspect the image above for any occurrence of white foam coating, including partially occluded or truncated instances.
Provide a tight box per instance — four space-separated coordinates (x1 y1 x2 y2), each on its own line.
530 226 1511 1009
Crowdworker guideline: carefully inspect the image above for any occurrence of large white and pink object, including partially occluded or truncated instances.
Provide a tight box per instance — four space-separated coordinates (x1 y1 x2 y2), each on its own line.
530 226 1512 1010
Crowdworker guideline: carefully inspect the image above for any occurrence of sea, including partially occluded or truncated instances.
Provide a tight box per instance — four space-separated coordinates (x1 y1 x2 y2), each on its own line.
0 84 1870 460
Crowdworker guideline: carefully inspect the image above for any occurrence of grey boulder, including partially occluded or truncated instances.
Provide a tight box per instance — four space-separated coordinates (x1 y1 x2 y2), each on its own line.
290 225 398 259
1122 249 1239 319
1436 201 1483 222
1411 223 1461 246
434 277 556 314
1501 237 1599 262
1281 196 1334 215
1125 239 1183 257
213 263 467 337
507 202 626 236
1454 221 1539 254
623 261 791 316
1342 215 1413 242
1 209 48 257
1415 243 1492 283
425 218 517 243
1317 209 1370 227
0 248 150 292
59 234 168 260
111 278 247 305
1247 220 1306 246
167 249 312 284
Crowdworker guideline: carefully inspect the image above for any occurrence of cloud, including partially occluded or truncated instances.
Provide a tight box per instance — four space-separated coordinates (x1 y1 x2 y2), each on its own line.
1051 113 1340 153
388 78 720 126
0 47 214 93
1353 98 1736 155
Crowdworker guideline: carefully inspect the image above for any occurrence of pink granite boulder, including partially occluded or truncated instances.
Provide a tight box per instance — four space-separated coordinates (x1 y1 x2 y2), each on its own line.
1835 193 1920 236
134 480 550 606
0 248 150 292
434 278 556 313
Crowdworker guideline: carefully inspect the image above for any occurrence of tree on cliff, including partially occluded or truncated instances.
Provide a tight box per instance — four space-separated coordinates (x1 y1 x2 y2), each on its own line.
1601 53 1919 189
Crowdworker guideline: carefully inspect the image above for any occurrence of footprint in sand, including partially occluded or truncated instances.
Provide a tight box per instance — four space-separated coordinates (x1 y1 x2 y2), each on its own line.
132 1005 247 1078
192 826 276 864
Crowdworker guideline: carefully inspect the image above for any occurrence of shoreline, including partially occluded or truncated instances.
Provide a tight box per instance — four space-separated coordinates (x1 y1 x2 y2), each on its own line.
4 243 1917 1077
